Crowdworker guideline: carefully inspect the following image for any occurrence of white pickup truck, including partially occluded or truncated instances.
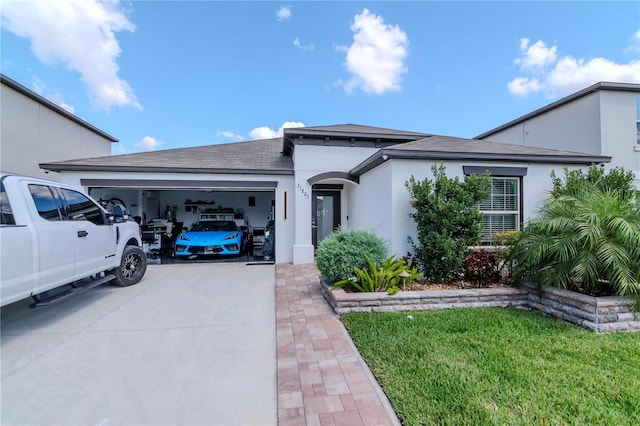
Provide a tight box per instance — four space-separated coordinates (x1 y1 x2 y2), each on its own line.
1 174 147 307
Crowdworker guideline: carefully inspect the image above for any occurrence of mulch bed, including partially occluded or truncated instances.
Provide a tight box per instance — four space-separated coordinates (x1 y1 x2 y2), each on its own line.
404 280 511 291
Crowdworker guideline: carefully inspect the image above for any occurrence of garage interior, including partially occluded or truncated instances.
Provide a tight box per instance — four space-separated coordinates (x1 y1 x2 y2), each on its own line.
88 186 276 264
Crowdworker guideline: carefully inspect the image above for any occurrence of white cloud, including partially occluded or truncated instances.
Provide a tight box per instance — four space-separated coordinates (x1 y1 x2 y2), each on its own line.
135 136 164 151
626 30 640 53
293 37 314 51
30 76 76 113
217 130 244 141
336 9 409 94
1 0 141 111
49 94 76 114
276 6 292 22
509 34 640 97
514 38 557 70
249 121 305 140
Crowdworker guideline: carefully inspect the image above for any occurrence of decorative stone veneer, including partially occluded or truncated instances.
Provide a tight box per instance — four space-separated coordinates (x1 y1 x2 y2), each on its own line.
527 285 640 333
320 279 640 333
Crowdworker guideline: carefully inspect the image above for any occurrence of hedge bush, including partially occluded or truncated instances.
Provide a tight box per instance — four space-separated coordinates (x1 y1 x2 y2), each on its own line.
315 228 387 283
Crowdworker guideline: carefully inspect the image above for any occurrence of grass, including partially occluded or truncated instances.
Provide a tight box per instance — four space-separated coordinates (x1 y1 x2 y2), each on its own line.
342 308 640 425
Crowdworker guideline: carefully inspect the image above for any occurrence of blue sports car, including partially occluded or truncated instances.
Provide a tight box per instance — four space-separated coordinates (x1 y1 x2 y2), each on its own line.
174 220 244 258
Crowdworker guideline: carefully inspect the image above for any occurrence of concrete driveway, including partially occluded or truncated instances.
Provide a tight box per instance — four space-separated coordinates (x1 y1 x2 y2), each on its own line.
1 263 276 426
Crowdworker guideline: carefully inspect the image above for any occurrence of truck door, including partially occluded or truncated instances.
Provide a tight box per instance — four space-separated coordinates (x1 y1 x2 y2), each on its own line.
27 184 77 295
58 188 116 280
1 179 35 306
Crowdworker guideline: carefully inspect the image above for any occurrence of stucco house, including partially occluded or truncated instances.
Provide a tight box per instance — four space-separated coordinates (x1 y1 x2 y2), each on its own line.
475 82 640 190
2 73 615 265
41 124 609 265
0 74 117 180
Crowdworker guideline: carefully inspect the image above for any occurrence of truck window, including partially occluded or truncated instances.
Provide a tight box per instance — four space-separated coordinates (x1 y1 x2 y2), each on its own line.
59 188 106 225
28 184 62 221
0 181 16 225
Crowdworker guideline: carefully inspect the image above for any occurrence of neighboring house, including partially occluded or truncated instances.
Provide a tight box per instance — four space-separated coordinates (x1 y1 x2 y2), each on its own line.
0 74 117 180
41 124 609 265
475 82 640 190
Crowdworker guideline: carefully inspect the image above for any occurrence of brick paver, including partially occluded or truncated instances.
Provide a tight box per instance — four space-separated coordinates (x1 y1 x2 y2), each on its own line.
276 264 399 426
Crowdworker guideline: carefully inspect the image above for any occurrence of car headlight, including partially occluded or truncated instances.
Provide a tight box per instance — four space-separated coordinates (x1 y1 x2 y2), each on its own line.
177 234 190 241
223 233 239 240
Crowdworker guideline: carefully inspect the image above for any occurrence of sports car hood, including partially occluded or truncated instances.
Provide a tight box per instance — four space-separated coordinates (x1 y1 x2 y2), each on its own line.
180 230 239 243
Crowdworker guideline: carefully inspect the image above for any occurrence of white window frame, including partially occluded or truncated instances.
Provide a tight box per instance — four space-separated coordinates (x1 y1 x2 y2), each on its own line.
478 177 520 244
463 166 526 244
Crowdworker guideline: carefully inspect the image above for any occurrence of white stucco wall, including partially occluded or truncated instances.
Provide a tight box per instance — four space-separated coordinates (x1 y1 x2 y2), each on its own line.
480 89 640 188
348 160 394 250
352 159 582 260
292 145 380 264
0 84 113 180
482 91 602 154
599 91 640 174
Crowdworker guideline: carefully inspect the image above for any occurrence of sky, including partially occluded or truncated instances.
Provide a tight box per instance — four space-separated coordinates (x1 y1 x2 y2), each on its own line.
1 1 639 155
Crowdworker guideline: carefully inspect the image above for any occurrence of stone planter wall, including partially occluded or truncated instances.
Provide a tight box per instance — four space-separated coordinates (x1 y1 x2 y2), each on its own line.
320 280 529 314
526 285 640 332
320 279 640 332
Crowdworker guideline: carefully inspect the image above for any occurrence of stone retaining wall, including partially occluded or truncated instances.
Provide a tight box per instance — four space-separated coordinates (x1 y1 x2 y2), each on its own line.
528 285 640 332
320 280 640 332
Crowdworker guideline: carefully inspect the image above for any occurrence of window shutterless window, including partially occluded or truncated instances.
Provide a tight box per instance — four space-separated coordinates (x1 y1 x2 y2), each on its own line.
478 177 520 243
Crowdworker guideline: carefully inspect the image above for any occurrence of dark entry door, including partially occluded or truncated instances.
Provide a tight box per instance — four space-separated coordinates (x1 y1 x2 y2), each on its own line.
312 191 341 247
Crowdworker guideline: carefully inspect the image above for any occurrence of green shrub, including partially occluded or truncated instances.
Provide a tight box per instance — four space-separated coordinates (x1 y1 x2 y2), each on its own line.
493 230 521 280
464 250 499 287
551 164 636 201
331 254 406 292
406 162 491 282
315 228 387 282
511 182 640 309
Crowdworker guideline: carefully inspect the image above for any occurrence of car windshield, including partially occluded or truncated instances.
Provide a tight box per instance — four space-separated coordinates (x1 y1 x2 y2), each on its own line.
190 221 238 232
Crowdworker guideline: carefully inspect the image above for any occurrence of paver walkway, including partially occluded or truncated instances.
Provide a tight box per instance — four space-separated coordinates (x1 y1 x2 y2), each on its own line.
275 263 400 426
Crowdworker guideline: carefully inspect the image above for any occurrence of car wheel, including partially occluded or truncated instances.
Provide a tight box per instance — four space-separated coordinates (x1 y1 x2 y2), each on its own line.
112 245 147 287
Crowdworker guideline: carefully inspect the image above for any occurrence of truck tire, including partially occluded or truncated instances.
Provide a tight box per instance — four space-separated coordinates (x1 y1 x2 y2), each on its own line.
112 245 147 287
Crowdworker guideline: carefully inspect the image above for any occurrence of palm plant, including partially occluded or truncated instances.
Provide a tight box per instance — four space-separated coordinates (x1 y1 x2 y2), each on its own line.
511 181 640 308
331 254 421 293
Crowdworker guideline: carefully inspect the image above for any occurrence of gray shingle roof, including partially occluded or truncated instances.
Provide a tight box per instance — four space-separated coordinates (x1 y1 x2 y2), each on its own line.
350 134 612 176
289 123 430 138
41 138 293 175
390 135 610 158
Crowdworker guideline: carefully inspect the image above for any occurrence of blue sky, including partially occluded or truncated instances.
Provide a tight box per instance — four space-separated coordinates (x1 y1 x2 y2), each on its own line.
2 1 639 154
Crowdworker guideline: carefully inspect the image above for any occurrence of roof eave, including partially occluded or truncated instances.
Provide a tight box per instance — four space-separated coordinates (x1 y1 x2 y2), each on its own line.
39 163 294 175
350 149 611 176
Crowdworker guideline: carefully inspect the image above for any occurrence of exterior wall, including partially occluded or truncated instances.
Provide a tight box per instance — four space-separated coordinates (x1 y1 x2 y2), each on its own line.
481 91 602 154
599 91 640 176
348 160 394 250
0 83 113 180
353 159 579 260
479 89 640 189
57 171 295 264
292 145 379 264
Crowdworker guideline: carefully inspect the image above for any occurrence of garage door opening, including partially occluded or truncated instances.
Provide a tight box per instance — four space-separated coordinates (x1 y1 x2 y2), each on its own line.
88 186 276 264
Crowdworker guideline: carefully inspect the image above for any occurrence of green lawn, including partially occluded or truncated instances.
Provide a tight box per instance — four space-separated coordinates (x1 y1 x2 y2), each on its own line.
342 308 640 425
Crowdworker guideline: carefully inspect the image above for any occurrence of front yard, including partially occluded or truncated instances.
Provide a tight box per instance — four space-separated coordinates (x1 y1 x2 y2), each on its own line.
342 307 640 425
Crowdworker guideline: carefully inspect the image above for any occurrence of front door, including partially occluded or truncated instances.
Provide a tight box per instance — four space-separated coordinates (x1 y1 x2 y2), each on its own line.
312 191 341 247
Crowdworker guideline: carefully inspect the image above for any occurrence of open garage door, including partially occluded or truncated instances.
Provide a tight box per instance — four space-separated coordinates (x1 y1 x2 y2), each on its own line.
82 179 276 264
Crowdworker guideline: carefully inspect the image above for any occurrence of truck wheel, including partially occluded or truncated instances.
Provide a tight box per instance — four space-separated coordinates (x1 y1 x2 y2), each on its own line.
112 245 147 287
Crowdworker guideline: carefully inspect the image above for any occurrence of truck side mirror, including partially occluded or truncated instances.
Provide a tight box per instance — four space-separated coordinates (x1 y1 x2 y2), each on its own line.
112 205 129 223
